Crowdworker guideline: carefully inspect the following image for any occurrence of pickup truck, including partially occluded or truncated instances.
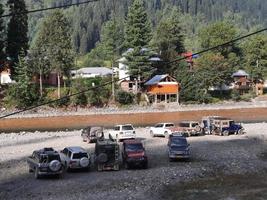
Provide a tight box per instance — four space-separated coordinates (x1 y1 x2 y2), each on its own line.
108 124 136 141
27 147 63 179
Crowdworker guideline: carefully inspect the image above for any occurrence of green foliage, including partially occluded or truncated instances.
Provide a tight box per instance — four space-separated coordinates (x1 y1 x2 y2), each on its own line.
124 0 153 80
242 34 267 80
115 90 135 105
151 7 185 76
7 56 39 108
230 89 241 101
0 2 5 60
6 0 29 62
199 21 240 57
71 78 88 107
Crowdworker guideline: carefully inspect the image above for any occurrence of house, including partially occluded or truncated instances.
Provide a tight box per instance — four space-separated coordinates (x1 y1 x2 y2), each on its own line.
70 67 113 79
0 61 14 85
231 70 252 94
118 48 161 93
145 74 180 104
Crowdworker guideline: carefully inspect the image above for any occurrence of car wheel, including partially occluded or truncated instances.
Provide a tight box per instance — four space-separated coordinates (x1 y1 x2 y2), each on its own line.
238 129 244 135
169 158 173 162
125 162 129 169
222 130 229 136
150 130 154 137
34 168 40 179
143 162 148 169
164 131 168 138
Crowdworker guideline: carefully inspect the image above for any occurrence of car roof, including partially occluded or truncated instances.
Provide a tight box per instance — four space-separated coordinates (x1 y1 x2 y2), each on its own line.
66 146 86 153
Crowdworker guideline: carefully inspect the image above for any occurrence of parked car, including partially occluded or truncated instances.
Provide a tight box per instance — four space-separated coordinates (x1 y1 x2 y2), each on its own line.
167 135 190 161
81 126 104 143
122 139 148 169
27 147 63 179
167 127 189 137
209 117 244 136
201 116 222 134
95 139 120 171
60 146 90 171
108 124 136 141
149 123 174 137
178 121 202 136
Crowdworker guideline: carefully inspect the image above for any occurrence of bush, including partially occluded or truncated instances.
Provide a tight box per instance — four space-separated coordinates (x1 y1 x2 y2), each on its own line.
115 90 135 105
231 89 241 101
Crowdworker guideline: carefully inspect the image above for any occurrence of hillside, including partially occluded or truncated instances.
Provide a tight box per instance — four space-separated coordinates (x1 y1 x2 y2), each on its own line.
19 0 267 54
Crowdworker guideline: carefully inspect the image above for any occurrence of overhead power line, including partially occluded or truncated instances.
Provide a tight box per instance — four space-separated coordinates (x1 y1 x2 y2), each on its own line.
0 28 266 119
0 0 100 18
169 28 267 64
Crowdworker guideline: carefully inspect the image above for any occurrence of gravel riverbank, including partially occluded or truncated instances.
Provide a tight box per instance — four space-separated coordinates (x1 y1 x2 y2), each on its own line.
0 123 266 200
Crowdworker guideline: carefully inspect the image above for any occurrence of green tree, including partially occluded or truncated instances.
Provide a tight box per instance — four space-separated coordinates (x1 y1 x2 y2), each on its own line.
35 10 74 99
242 34 267 80
151 7 185 76
124 0 153 80
0 2 5 60
8 55 39 108
198 21 240 58
7 0 29 62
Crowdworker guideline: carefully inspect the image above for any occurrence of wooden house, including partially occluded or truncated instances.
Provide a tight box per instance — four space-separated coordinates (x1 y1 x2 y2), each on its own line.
232 70 252 94
145 74 180 103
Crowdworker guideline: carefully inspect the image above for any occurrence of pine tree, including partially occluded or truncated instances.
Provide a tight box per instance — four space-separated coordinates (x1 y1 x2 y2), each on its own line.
6 0 29 63
8 55 39 108
124 0 153 80
0 2 5 60
151 7 185 76
34 10 74 99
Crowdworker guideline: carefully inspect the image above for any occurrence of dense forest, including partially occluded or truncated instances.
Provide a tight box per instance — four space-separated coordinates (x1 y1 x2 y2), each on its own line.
18 0 267 54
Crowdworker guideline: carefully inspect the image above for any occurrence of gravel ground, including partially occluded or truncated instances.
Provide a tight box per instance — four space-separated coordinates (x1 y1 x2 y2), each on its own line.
0 123 266 200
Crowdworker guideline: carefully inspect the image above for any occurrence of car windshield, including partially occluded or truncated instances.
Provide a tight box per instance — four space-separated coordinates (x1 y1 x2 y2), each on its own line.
125 143 143 152
40 154 60 163
155 124 164 127
72 153 88 159
179 123 190 127
166 124 174 127
170 138 188 146
122 125 133 130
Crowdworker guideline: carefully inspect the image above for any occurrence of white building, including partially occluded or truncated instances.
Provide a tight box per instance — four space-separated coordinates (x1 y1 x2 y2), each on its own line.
71 67 113 79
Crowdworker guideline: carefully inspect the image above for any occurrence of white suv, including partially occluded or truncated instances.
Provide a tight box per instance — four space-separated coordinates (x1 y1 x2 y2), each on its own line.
149 123 174 137
109 124 136 141
60 146 90 171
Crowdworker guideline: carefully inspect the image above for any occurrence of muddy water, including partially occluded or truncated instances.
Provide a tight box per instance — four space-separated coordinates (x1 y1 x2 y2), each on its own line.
160 173 267 200
1 107 267 132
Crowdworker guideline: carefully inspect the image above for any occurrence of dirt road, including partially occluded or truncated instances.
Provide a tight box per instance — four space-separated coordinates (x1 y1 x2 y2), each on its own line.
0 123 267 200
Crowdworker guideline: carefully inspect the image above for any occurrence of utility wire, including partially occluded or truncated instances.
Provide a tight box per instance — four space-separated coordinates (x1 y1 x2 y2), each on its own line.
0 0 100 18
0 28 266 119
168 28 267 64
0 75 131 119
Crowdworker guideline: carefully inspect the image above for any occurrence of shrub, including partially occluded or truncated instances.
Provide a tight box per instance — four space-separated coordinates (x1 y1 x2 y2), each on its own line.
115 90 135 105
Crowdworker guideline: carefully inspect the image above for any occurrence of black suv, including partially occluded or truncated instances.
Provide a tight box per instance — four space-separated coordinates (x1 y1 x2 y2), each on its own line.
81 126 104 143
167 135 190 161
95 139 120 171
27 148 63 179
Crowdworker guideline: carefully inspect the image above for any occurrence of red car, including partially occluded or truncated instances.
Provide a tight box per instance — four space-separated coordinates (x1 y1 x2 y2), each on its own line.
122 139 148 169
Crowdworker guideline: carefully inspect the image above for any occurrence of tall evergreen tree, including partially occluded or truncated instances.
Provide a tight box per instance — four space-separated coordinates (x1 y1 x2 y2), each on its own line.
0 2 5 60
151 7 185 76
6 0 29 63
124 0 153 80
35 10 74 99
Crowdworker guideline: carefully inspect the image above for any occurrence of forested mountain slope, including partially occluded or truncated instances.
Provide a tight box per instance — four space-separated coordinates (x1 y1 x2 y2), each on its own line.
19 0 267 54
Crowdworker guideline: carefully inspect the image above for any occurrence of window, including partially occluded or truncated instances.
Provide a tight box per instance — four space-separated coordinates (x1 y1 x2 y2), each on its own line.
179 123 190 128
72 153 88 159
114 126 120 131
166 124 174 127
122 125 133 130
155 124 164 128
192 123 199 127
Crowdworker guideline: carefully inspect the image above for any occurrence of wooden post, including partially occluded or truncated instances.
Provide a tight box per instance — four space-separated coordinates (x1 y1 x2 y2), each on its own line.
154 94 157 103
165 94 167 103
